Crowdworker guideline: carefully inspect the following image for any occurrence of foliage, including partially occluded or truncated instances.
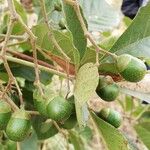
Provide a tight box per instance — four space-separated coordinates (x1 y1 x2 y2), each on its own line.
0 0 149 150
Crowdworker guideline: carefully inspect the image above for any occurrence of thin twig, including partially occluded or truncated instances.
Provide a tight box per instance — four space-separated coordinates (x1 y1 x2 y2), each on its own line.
0 86 19 111
40 0 71 95
26 110 40 115
0 34 25 40
31 39 43 94
7 49 57 70
7 0 43 95
17 142 21 150
39 0 70 61
0 9 23 105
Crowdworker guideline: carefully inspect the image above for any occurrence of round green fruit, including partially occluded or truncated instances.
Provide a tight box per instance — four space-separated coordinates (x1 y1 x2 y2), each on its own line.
33 88 50 117
60 114 77 129
47 96 73 122
0 101 11 130
116 54 146 82
97 108 122 128
34 98 49 117
96 83 119 102
6 109 31 141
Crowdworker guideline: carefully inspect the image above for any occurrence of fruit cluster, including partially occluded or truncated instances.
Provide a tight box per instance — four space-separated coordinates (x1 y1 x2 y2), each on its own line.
95 54 147 127
0 95 77 142
0 54 147 141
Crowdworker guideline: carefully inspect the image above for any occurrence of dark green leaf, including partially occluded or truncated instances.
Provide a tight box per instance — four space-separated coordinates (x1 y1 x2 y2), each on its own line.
31 116 58 140
32 24 80 67
110 3 150 58
63 2 87 59
20 132 38 150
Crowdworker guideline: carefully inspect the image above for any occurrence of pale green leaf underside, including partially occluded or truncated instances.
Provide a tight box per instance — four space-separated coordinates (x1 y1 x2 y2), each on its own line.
74 63 99 106
74 63 99 127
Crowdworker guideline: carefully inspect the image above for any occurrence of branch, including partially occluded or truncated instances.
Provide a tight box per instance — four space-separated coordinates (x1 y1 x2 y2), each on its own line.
39 0 70 61
7 0 43 94
3 55 75 79
0 34 25 40
64 0 117 65
0 86 19 111
7 50 58 70
0 9 23 105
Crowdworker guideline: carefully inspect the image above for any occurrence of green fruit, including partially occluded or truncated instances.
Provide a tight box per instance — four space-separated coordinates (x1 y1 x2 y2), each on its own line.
47 96 73 122
116 54 146 82
60 114 77 129
0 101 11 130
34 99 49 117
59 18 66 29
97 108 122 128
6 109 31 141
96 83 119 102
54 0 62 11
33 88 50 117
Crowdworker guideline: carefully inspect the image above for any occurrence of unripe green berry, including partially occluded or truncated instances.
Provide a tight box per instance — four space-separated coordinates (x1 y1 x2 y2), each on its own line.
0 101 11 130
47 96 73 122
96 83 119 102
97 108 122 128
60 114 77 129
6 109 31 141
34 98 49 117
116 54 146 82
33 88 50 117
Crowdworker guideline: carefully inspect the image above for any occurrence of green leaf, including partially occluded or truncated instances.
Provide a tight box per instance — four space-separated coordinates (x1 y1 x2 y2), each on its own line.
12 0 27 35
90 112 130 150
0 62 52 85
79 126 93 141
132 105 145 118
74 63 99 106
63 2 87 59
98 63 118 74
32 24 80 67
110 3 150 58
134 122 150 149
74 63 99 127
69 130 85 150
80 0 121 32
80 47 96 65
20 132 38 150
125 95 134 112
0 72 9 83
31 116 58 140
120 87 150 103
